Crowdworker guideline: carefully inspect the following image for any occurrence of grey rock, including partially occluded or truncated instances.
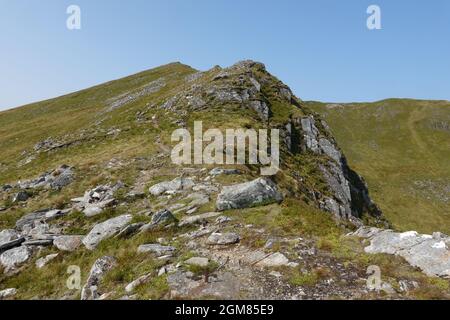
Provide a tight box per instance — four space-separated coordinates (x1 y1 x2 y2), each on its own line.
185 257 209 267
82 214 132 250
72 183 122 217
125 273 152 293
249 100 270 121
149 177 195 196
12 191 29 203
178 212 222 227
22 239 53 247
0 246 32 271
209 168 241 176
54 235 84 252
255 252 291 268
35 253 59 269
137 244 176 257
352 227 450 278
116 222 145 239
216 178 283 211
15 209 68 231
301 117 320 152
0 288 17 300
140 210 177 232
81 256 117 300
319 138 342 164
0 229 24 252
207 232 240 245
18 165 74 190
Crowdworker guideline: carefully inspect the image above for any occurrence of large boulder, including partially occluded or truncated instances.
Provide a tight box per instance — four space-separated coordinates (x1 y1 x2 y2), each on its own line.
352 227 450 278
82 215 132 250
71 183 123 217
216 178 283 211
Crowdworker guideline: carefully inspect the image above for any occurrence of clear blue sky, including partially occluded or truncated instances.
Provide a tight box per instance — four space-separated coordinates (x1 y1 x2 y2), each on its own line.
1 0 449 110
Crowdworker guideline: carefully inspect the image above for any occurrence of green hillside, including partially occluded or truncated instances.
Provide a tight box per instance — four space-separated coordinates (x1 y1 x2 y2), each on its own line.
307 99 450 234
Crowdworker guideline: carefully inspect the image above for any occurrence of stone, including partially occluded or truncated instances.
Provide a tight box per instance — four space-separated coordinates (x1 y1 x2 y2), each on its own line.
352 227 450 278
178 212 222 227
54 235 84 252
0 246 32 271
18 165 74 190
12 191 29 203
140 210 177 232
149 177 195 196
0 229 24 252
185 257 209 267
82 214 132 250
0 288 17 300
216 178 283 211
255 252 290 268
22 239 53 247
81 256 117 300
36 253 59 269
115 223 145 239
71 183 122 217
209 168 241 176
301 116 320 152
125 273 152 293
215 216 232 224
207 232 240 245
15 209 68 231
137 244 176 257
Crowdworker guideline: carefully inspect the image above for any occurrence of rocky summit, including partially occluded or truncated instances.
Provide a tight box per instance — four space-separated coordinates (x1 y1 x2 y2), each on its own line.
0 60 449 300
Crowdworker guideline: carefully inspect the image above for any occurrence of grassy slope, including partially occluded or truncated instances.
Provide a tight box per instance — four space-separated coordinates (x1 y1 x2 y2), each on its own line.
307 99 450 234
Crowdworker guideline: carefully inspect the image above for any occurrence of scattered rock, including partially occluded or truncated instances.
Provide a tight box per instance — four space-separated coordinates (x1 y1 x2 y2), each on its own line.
207 232 240 245
215 216 232 224
116 222 145 239
81 256 117 300
36 253 59 269
255 252 291 268
149 177 195 196
137 244 176 257
18 165 74 190
216 178 283 211
82 214 132 250
54 235 84 252
15 209 69 231
72 183 123 217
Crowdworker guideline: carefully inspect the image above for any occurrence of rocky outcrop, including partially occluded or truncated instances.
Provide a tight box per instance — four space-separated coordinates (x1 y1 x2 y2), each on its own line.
82 214 132 250
352 227 450 278
207 232 240 245
54 235 84 252
297 115 381 221
35 253 59 269
216 178 283 211
137 244 176 257
0 229 25 253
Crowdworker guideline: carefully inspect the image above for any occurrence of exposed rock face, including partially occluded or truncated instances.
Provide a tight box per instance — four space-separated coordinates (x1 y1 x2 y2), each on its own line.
209 168 241 176
352 227 450 278
81 256 117 300
0 246 32 272
216 178 283 211
298 116 381 220
82 214 132 250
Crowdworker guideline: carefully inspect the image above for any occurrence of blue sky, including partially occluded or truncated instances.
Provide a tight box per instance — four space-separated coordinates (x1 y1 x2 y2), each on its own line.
0 0 449 110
